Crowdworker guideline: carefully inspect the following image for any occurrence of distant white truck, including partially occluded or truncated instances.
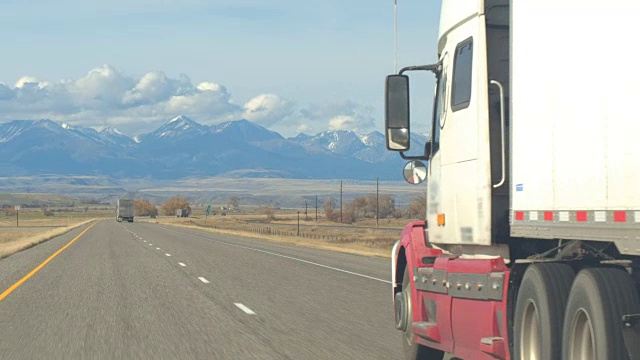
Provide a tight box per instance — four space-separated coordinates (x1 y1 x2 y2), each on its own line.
116 199 134 222
175 209 188 218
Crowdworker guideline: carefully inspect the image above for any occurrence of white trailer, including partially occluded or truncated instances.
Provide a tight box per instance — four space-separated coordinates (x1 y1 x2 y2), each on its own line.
385 0 640 359
116 199 134 223
175 209 188 218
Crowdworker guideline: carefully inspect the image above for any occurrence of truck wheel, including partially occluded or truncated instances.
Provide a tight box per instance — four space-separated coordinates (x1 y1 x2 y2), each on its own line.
562 267 640 360
514 263 574 360
400 265 444 360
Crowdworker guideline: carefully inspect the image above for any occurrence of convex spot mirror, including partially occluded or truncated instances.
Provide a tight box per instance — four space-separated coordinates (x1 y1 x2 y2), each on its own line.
403 160 427 185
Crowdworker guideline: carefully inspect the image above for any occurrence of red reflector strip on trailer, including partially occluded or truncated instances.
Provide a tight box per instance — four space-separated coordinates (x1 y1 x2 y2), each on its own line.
614 211 627 222
515 211 524 221
576 211 587 222
513 210 636 224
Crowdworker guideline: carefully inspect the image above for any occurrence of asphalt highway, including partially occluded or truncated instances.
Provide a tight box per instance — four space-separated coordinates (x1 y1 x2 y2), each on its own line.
0 220 404 359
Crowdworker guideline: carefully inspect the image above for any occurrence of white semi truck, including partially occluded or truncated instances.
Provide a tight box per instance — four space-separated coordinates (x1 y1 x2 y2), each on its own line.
385 0 640 359
116 199 134 223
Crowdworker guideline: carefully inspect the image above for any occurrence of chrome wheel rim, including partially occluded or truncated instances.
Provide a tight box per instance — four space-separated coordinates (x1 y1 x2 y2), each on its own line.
402 283 413 346
520 300 541 360
569 308 595 360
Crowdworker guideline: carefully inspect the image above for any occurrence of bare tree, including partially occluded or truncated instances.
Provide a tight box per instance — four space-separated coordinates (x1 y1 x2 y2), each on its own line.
324 198 339 222
261 205 276 220
135 199 158 216
43 207 54 217
228 196 240 210
378 195 396 219
343 201 356 224
409 194 427 219
353 196 367 218
162 196 191 216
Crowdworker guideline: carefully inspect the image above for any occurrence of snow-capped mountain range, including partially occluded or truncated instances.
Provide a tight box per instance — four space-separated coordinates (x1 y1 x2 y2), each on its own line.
0 116 429 180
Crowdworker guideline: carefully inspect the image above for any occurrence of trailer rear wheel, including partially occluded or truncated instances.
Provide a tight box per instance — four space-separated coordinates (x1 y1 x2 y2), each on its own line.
563 267 640 360
400 265 444 360
514 263 574 360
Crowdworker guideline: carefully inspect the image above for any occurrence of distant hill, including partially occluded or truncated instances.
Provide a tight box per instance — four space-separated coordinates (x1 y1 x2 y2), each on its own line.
0 116 429 180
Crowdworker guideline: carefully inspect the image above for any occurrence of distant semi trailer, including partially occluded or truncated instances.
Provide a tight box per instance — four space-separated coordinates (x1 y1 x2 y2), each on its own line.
116 199 134 222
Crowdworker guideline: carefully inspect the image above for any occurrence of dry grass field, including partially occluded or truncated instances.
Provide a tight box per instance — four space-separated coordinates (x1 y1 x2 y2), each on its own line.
0 219 95 259
145 212 417 258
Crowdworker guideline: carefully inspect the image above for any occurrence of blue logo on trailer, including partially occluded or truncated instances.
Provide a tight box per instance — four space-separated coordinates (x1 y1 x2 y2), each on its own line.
516 184 524 192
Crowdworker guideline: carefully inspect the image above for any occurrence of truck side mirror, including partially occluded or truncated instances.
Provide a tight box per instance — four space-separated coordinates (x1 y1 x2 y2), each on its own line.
385 75 410 151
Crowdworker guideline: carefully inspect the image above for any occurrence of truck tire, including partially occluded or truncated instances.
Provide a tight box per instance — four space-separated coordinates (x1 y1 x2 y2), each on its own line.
514 263 574 360
400 264 444 360
562 267 640 360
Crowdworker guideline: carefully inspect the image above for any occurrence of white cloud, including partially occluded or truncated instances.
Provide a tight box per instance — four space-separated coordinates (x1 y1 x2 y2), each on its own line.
15 76 46 89
166 87 237 116
0 65 378 137
196 82 222 92
0 64 245 133
271 100 376 136
296 123 310 133
68 64 136 108
328 115 357 131
242 94 293 126
123 71 174 106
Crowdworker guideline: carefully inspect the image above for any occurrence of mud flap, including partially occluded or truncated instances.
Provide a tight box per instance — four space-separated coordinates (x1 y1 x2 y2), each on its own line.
623 314 640 360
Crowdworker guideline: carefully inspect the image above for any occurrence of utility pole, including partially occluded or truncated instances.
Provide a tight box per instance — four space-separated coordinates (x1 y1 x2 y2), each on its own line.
376 177 379 228
315 195 318 222
297 211 300 236
340 181 343 224
304 201 308 220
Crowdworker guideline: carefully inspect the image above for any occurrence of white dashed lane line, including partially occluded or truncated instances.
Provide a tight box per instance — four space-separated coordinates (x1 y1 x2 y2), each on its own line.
158 225 390 284
198 277 210 284
121 225 190 279
234 303 256 315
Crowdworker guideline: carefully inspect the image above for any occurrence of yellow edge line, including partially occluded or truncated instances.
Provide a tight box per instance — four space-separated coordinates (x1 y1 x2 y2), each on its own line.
0 222 95 302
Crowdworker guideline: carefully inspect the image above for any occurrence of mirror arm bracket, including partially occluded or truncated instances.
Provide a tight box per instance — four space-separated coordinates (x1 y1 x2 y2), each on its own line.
399 152 428 161
394 62 439 161
398 63 440 75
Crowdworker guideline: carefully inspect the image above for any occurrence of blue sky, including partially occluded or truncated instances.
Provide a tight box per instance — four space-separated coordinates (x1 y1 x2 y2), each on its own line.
0 0 440 137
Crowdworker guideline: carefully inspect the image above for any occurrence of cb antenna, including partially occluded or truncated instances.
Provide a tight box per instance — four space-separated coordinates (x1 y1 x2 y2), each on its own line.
394 0 398 73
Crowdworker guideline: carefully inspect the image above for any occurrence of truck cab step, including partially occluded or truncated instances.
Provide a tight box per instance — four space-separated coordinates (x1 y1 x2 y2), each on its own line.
480 337 506 360
412 322 441 343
